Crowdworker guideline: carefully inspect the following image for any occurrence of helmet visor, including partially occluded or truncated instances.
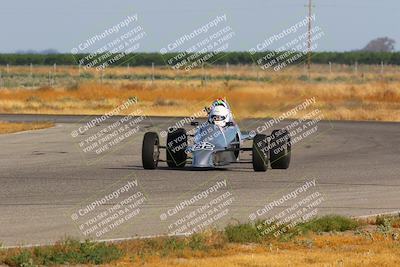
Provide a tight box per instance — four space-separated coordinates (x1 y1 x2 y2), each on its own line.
211 115 226 122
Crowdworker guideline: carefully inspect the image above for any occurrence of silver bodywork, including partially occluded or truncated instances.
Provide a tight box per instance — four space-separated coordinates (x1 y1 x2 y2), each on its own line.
186 122 249 168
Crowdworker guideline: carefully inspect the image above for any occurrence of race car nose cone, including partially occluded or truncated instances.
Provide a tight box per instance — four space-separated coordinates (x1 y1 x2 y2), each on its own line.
191 150 214 168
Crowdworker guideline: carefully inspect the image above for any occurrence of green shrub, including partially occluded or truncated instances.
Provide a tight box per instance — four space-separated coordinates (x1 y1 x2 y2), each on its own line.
8 251 34 267
314 76 327 82
188 233 207 250
163 237 185 251
298 215 359 233
298 75 309 81
4 239 123 266
225 223 261 243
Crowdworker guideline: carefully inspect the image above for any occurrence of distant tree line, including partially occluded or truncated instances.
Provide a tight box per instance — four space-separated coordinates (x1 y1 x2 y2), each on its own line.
0 51 400 66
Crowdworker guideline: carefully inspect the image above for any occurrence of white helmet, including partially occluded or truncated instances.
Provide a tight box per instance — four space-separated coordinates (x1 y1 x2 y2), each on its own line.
209 105 230 127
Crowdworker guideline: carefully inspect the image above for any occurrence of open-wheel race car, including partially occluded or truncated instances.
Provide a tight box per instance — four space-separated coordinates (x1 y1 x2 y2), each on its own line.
141 99 291 172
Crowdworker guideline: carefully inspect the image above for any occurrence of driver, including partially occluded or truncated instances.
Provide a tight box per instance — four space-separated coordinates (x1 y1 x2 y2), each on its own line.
208 98 234 127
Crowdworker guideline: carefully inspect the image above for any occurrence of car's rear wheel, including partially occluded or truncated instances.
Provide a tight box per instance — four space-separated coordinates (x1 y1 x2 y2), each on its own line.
270 129 291 169
252 134 268 172
142 132 160 169
166 128 187 168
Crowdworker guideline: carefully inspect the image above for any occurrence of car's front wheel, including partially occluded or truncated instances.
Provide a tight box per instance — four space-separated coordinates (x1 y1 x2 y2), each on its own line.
166 128 187 168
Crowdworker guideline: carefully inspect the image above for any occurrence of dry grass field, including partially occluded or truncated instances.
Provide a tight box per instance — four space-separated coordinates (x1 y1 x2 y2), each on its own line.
115 235 400 267
0 64 399 121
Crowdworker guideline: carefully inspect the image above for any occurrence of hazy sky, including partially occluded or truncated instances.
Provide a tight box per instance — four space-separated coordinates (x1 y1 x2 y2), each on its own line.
1 0 398 53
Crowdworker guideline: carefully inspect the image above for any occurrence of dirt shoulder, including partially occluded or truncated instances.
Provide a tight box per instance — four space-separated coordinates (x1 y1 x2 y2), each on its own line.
0 121 54 134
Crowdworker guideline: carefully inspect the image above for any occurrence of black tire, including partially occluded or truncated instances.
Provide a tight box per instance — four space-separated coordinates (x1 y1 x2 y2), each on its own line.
166 128 187 168
142 132 160 169
233 134 240 160
252 134 268 172
270 129 291 169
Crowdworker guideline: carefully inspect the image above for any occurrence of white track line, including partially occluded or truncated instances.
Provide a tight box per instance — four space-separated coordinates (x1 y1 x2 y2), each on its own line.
353 210 400 219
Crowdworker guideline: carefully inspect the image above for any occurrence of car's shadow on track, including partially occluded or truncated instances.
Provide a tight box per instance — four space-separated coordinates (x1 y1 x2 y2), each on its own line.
105 165 256 172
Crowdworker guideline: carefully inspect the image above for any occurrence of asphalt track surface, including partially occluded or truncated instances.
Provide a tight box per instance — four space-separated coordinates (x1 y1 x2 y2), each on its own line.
0 114 399 246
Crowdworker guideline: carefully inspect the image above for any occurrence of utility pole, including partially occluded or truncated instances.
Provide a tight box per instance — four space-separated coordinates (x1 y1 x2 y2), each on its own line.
306 0 313 72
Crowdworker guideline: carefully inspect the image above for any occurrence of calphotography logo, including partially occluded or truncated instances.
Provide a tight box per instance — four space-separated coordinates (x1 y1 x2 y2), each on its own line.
247 96 334 167
249 14 325 71
159 176 235 236
160 14 235 71
69 97 152 165
249 179 326 238
71 13 147 71
69 175 148 238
